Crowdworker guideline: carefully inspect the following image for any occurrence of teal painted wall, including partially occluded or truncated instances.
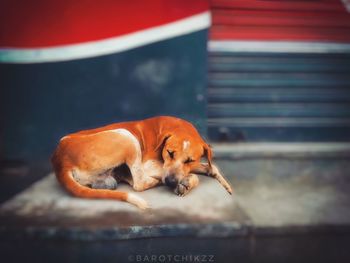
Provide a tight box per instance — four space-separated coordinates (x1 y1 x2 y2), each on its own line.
0 30 209 160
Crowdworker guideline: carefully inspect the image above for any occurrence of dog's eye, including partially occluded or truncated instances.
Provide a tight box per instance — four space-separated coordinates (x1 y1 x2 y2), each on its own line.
184 158 194 164
167 150 174 159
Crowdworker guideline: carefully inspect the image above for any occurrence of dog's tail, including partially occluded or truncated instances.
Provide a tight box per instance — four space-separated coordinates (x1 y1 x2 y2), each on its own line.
55 167 149 209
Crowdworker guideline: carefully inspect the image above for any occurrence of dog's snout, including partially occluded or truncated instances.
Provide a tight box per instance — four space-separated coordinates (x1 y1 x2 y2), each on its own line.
165 175 178 188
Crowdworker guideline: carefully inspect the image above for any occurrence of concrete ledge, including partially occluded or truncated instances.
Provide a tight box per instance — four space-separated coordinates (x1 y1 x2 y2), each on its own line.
208 40 350 53
0 174 248 241
212 143 350 159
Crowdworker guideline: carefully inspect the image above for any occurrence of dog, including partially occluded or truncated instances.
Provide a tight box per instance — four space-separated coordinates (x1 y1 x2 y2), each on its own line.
51 116 232 209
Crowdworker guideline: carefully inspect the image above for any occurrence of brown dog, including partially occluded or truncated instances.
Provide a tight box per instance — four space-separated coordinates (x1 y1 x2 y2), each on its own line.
51 116 232 208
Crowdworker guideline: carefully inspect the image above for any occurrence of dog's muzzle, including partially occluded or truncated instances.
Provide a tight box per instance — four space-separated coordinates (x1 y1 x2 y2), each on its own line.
164 175 178 188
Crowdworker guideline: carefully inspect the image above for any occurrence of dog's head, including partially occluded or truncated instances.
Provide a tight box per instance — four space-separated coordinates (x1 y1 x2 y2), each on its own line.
156 133 212 188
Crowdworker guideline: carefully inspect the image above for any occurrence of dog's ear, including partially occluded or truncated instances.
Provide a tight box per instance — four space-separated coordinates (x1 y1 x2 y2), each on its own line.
203 143 213 169
155 133 171 152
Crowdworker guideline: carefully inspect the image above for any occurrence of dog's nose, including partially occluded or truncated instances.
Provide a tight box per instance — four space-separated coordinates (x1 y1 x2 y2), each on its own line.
165 175 178 188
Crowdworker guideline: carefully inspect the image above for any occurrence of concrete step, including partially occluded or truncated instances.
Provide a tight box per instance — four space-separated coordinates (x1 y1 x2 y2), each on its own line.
212 142 350 159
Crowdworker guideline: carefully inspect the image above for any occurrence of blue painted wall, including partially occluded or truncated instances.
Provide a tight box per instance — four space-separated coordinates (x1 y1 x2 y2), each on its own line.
0 30 209 160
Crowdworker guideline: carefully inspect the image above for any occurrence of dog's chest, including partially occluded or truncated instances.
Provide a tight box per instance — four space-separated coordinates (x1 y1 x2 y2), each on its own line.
142 159 163 176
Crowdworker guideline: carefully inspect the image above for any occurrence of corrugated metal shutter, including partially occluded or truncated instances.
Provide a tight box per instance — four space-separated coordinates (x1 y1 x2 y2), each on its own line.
208 0 350 142
210 0 350 42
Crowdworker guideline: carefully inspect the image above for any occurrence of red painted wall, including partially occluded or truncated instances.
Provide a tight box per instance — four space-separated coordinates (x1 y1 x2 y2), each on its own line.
210 0 350 42
0 0 209 48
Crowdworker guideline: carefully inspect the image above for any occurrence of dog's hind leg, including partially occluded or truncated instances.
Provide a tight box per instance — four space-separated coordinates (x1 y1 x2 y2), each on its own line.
90 169 118 190
91 175 118 190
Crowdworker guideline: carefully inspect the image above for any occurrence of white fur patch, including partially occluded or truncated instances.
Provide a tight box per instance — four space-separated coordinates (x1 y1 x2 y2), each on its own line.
111 129 141 157
77 128 142 161
127 193 149 209
183 140 190 151
60 135 70 141
110 129 144 182
72 168 94 186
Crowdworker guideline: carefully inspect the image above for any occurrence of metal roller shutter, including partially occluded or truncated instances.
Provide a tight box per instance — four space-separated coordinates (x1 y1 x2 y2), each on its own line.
208 0 350 142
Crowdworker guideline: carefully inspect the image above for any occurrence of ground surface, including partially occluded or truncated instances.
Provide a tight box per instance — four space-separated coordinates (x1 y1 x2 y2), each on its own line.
1 144 350 262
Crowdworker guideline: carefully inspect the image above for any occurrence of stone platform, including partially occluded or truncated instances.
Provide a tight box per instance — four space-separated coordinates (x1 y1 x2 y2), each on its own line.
0 173 248 241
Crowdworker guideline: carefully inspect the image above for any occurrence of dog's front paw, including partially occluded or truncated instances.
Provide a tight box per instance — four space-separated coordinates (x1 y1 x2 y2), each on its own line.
174 178 190 197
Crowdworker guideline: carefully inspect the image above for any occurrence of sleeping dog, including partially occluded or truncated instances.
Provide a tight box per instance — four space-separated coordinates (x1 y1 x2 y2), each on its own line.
52 116 233 208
